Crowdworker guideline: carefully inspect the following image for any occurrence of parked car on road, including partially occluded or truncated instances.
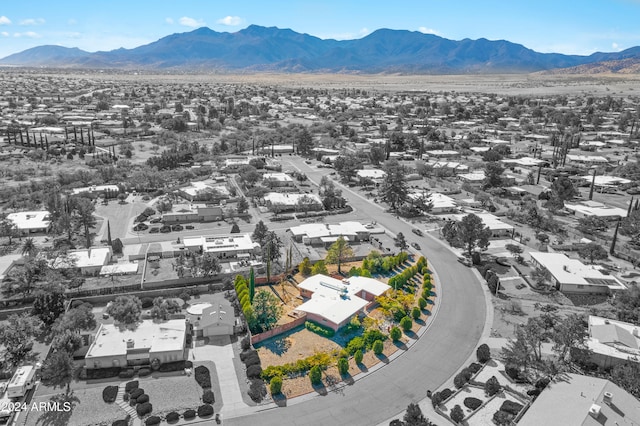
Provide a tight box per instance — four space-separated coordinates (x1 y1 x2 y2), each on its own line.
160 225 171 233
185 225 195 230
411 242 421 250
149 227 160 234
411 228 423 236
150 217 162 224
171 224 183 231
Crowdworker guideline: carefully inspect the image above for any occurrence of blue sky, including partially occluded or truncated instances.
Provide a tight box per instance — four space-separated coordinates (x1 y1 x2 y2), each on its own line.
1 0 640 59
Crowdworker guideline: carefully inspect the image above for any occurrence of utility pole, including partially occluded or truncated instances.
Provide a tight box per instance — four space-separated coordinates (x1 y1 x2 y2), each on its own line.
588 168 597 201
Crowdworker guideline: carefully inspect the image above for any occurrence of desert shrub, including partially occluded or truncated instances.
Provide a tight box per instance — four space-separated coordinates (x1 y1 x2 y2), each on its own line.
239 349 258 362
400 316 413 331
195 365 212 389
337 357 349 375
136 394 149 404
476 343 491 363
411 306 421 320
305 321 335 338
136 402 152 416
242 352 261 367
123 393 129 402
464 397 483 410
362 329 387 349
345 336 365 355
197 404 214 417
534 377 550 390
372 340 384 355
467 362 482 374
309 365 323 385
138 368 152 377
102 386 118 403
183 409 196 419
130 388 144 400
270 376 282 395
485 376 501 396
158 360 187 372
86 367 121 380
141 298 154 309
248 378 267 402
431 391 443 408
527 388 541 398
500 400 524 416
418 297 427 310
440 388 453 400
354 349 363 364
202 390 215 404
505 364 521 382
493 410 514 426
166 412 179 423
450 404 464 424
119 369 135 379
241 336 251 351
454 368 472 389
389 326 402 341
184 360 193 369
247 364 262 379
145 416 160 426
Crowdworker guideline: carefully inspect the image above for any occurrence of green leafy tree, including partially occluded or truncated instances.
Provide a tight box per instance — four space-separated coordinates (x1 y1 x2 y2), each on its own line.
270 376 283 395
53 303 96 334
550 176 577 202
297 127 314 156
311 260 329 275
149 297 181 320
450 404 464 424
249 267 255 303
576 216 609 234
262 231 283 262
610 362 640 399
252 290 283 333
379 159 409 212
551 313 587 363
72 196 97 248
577 242 608 264
299 257 312 276
252 220 270 246
411 306 421 320
52 329 83 354
482 162 504 189
390 326 402 341
354 349 363 364
372 339 384 355
441 213 492 258
32 290 66 327
337 357 349 375
237 197 249 214
325 236 354 274
41 351 75 395
476 343 491 363
21 237 39 258
394 232 409 251
106 295 142 327
333 154 361 182
0 313 43 368
400 316 413 332
309 365 322 385
484 376 501 396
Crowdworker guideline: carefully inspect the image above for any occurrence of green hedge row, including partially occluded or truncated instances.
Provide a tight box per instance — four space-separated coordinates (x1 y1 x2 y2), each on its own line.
305 321 335 338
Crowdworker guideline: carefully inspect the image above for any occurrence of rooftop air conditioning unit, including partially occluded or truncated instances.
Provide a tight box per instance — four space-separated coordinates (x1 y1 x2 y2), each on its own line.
603 392 613 404
588 404 601 418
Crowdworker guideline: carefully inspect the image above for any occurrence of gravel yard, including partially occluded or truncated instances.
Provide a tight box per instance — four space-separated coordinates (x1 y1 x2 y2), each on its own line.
139 375 203 415
23 387 123 426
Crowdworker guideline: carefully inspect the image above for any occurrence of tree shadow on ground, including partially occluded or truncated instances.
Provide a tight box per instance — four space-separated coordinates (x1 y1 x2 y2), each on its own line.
273 393 287 407
404 330 417 340
357 363 368 373
426 298 435 304
428 290 437 297
35 392 80 426
421 308 432 316
393 340 408 350
376 353 389 364
340 373 355 386
415 318 426 326
325 374 344 396
312 382 328 396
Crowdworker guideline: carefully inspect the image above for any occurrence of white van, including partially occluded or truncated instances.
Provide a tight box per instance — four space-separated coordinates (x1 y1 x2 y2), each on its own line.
7 366 36 399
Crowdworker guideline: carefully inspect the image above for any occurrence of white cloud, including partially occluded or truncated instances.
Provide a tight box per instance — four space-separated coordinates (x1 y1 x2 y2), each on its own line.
13 31 40 38
612 42 622 51
178 16 205 28
0 16 11 25
68 19 77 25
19 18 45 26
358 27 371 37
1 31 8 37
216 16 243 26
418 26 441 36
165 17 174 24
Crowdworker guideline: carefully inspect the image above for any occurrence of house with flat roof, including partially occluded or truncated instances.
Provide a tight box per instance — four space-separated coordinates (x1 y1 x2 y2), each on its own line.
161 204 223 224
85 320 187 370
52 247 112 276
262 172 295 188
262 192 322 213
295 274 390 331
190 299 237 338
564 200 628 221
71 184 120 198
288 221 372 246
356 169 386 185
450 212 513 238
518 373 640 426
529 252 626 294
586 315 640 367
176 180 230 202
6 211 50 234
182 234 260 259
409 192 458 214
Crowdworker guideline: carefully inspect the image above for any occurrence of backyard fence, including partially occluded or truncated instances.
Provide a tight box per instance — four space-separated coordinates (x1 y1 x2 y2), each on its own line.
250 314 307 345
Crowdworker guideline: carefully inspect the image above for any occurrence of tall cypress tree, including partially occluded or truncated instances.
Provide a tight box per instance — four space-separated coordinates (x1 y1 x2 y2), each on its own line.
249 267 255 304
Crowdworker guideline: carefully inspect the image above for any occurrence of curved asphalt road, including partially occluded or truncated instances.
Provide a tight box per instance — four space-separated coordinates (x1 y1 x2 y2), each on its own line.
227 160 486 426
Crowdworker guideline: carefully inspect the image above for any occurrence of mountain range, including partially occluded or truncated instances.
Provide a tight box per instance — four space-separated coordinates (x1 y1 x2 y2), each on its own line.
2 25 640 74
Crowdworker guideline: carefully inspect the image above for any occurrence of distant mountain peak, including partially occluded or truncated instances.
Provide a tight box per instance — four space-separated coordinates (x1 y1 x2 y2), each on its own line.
1 25 639 74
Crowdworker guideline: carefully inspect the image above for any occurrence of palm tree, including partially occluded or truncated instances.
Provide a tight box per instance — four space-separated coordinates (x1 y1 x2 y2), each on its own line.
21 238 38 258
